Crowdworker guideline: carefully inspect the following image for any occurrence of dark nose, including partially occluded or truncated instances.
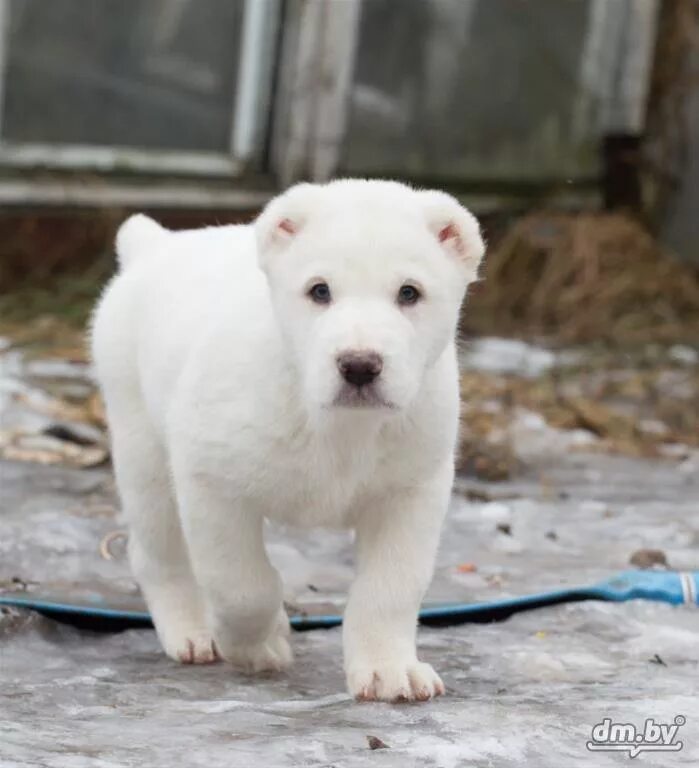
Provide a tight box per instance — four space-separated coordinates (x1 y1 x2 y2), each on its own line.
337 351 383 387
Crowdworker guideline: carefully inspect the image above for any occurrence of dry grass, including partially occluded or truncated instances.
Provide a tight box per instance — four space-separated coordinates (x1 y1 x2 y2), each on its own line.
466 212 699 344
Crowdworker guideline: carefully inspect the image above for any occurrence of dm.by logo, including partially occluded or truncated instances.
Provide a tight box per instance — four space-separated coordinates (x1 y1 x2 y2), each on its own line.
587 715 685 758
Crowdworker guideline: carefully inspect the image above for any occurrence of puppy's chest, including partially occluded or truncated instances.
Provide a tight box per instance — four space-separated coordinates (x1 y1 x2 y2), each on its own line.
256 432 392 527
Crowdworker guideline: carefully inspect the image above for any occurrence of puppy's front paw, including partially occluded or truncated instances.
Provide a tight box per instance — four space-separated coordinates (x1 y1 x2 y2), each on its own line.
347 660 445 703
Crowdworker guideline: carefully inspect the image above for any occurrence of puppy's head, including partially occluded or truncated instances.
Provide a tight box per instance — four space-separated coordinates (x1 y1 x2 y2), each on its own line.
256 179 484 419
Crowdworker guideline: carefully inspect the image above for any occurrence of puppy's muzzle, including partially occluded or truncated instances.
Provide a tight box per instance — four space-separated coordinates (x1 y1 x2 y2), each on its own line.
337 351 383 388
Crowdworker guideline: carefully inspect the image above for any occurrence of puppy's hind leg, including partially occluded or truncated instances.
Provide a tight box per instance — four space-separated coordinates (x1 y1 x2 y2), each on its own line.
110 408 217 664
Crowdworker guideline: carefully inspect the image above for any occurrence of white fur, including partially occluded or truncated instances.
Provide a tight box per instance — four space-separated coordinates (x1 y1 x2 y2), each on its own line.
91 179 484 701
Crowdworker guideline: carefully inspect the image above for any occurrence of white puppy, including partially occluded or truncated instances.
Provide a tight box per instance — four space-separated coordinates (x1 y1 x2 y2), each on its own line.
91 179 484 702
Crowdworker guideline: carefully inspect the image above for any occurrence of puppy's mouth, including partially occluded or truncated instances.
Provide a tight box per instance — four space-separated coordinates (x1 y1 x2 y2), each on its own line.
331 384 396 410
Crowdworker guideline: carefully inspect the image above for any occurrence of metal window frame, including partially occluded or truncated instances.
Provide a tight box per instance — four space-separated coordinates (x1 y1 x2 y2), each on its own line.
0 0 282 181
0 176 273 209
0 142 245 177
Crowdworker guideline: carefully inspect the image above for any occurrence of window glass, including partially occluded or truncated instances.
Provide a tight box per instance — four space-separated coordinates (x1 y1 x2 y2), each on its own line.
2 0 245 152
343 0 594 180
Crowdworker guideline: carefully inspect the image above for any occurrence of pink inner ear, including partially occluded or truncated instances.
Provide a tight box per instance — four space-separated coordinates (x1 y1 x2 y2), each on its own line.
278 218 297 236
438 222 458 243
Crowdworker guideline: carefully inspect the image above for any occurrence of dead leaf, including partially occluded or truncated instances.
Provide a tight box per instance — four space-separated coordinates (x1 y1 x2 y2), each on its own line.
367 736 390 750
0 429 108 468
629 548 669 569
99 530 129 560
15 390 106 429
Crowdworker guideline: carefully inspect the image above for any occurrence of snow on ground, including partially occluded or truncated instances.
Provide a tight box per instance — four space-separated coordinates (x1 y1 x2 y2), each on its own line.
460 337 563 377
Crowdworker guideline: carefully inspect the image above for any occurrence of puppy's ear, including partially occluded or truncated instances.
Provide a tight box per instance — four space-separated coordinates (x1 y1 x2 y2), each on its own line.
418 190 485 276
255 183 322 269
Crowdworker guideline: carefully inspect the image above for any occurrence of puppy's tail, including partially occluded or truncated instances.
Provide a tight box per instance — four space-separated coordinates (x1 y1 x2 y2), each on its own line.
115 214 167 271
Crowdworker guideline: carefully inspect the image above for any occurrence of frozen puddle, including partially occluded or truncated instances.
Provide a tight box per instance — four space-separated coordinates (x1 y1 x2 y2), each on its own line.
1 451 698 767
1 338 698 766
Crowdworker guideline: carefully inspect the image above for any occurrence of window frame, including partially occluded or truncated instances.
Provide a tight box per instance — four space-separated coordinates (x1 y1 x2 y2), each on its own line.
0 0 281 181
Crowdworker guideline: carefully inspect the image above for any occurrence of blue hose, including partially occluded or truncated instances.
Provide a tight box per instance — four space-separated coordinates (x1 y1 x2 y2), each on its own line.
0 570 696 631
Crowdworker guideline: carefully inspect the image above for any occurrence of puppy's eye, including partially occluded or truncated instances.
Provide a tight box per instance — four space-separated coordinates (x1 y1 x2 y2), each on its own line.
308 282 332 304
397 284 421 306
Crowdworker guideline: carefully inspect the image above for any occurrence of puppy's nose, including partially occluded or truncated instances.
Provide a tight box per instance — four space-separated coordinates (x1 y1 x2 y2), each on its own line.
337 351 383 387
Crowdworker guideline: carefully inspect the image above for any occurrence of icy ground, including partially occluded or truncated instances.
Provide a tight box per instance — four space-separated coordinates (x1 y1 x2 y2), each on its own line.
1 339 698 767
